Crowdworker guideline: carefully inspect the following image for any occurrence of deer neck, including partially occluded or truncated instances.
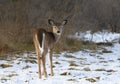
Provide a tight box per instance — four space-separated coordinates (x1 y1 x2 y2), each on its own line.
53 33 61 43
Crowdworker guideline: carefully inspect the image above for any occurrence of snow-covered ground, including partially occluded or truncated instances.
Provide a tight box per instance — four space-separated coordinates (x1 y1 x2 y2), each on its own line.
0 31 120 84
69 31 120 43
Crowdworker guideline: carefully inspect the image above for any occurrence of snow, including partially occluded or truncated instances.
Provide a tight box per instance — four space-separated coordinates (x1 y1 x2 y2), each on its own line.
0 31 120 84
69 31 120 43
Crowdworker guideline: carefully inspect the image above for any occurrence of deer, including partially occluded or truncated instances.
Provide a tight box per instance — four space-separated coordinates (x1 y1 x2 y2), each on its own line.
33 19 67 78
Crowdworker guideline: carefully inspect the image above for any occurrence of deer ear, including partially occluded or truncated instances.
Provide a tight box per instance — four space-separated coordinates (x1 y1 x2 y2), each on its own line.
48 19 54 25
62 20 67 25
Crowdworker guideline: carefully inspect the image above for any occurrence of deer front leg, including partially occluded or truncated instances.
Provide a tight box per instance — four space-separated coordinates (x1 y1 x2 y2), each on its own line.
49 49 54 76
42 53 47 78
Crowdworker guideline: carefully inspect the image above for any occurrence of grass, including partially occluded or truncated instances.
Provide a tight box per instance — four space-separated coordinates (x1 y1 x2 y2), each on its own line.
94 68 117 72
69 61 78 66
60 72 68 75
54 61 60 64
117 58 120 60
8 42 34 51
119 39 120 44
0 45 9 59
54 38 98 53
54 38 82 53
106 69 117 72
94 68 106 71
22 65 31 70
86 78 96 82
96 42 113 46
7 73 18 77
67 79 76 81
0 42 34 60
0 78 8 83
0 36 115 61
83 67 91 71
0 64 13 68
64 55 76 59
25 59 37 64
60 72 71 75
102 48 112 53
86 77 101 83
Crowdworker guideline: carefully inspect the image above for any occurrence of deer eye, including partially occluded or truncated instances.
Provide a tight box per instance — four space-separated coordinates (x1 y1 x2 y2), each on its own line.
54 26 57 29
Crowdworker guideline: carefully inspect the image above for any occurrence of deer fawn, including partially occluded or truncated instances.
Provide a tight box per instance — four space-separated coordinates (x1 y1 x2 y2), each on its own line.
33 19 67 78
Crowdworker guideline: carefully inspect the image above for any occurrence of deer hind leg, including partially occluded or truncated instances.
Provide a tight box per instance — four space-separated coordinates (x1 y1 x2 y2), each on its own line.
37 51 41 79
35 47 41 79
33 36 42 79
42 52 47 78
49 49 54 76
35 46 42 78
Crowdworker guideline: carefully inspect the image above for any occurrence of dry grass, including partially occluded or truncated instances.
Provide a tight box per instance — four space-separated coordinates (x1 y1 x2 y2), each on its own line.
0 31 114 56
83 67 91 71
69 61 78 66
96 42 113 46
67 79 76 81
60 72 70 76
86 78 97 82
25 59 37 64
94 68 106 71
0 64 13 68
54 37 98 53
7 73 18 77
102 49 112 53
0 0 120 56
0 45 9 58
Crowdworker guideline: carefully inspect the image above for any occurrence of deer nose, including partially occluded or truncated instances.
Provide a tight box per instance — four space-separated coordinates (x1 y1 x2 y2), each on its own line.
57 31 60 33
